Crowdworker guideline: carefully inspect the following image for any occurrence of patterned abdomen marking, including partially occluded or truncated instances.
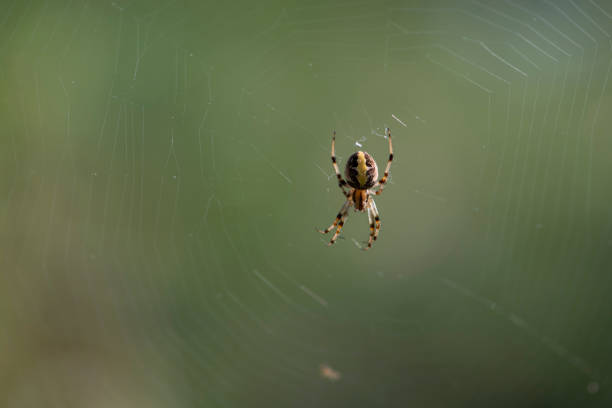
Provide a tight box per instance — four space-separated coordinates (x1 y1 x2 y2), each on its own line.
344 151 378 189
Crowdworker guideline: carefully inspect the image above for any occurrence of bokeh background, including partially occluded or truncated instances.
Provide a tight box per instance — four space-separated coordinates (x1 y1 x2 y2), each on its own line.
2 0 612 406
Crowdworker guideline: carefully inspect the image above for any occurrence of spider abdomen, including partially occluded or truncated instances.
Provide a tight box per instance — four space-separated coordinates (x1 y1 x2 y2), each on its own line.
344 151 378 189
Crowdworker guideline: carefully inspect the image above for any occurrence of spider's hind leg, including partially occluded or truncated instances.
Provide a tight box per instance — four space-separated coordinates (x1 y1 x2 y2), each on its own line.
370 197 381 243
328 213 348 246
364 204 376 250
317 199 352 234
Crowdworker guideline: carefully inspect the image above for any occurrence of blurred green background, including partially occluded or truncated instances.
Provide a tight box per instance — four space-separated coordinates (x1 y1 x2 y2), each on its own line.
2 0 612 406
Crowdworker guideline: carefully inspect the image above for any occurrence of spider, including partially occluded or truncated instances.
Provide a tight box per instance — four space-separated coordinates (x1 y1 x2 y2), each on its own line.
317 128 394 250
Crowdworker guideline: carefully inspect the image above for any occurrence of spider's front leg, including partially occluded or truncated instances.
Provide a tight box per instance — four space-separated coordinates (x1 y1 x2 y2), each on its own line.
331 131 350 197
372 128 394 196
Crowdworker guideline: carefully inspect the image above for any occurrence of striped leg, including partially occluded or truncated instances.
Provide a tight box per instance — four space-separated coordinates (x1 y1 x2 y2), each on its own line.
373 128 394 196
317 199 352 234
331 131 350 197
328 212 348 246
370 197 381 242
365 204 376 250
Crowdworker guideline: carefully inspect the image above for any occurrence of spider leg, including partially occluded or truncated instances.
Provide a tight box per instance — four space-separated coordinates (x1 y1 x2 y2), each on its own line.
365 202 376 250
372 128 394 196
317 199 352 234
370 197 381 242
328 212 349 246
331 130 350 197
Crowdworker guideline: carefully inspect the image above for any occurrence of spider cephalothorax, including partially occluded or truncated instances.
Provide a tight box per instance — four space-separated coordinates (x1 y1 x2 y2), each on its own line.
317 129 394 250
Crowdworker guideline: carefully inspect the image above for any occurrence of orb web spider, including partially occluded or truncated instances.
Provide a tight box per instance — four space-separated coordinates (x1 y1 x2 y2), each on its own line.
317 128 394 250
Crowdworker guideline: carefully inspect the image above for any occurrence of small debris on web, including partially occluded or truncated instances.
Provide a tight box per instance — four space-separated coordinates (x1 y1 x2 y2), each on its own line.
351 238 363 249
320 363 341 381
391 113 408 127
